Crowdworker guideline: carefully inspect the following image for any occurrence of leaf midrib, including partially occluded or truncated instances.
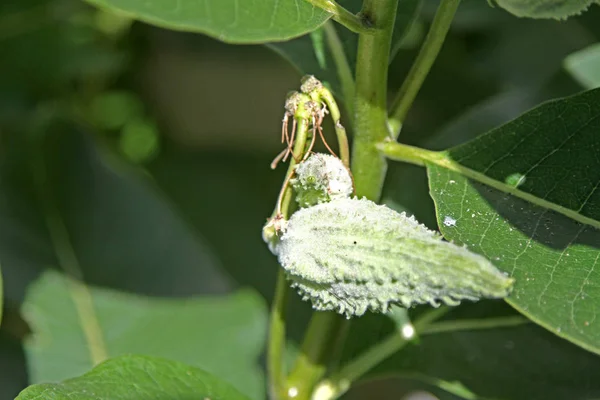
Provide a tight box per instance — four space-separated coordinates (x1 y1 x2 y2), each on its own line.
434 154 600 230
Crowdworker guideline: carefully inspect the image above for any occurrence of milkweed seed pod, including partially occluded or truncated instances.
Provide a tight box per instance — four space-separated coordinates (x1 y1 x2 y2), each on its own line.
291 153 353 208
275 197 514 317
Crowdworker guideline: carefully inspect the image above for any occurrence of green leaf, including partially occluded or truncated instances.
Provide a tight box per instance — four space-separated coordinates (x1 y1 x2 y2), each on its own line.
16 354 252 400
268 0 420 96
375 316 600 399
83 0 330 44
565 43 600 89
22 270 267 399
489 0 599 19
427 88 600 354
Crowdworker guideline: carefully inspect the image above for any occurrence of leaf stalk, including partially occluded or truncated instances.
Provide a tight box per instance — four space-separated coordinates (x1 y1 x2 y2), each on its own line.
305 0 375 34
388 0 462 136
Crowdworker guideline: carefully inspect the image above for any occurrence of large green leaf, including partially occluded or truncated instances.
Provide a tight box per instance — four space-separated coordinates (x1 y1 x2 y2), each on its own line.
16 354 252 400
84 0 330 43
490 0 599 19
268 0 420 96
426 88 600 354
565 43 600 89
22 270 267 399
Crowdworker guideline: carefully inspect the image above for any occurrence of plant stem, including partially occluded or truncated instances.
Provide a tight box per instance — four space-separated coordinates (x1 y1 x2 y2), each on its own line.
322 21 355 116
377 141 446 167
305 0 374 34
268 109 311 400
420 315 529 335
351 0 399 201
316 307 450 400
317 86 351 168
378 141 600 229
285 313 347 399
268 270 290 400
388 0 461 136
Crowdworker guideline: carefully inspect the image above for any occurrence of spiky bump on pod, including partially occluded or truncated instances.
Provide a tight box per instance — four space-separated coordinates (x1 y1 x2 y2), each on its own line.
276 197 514 317
291 153 353 208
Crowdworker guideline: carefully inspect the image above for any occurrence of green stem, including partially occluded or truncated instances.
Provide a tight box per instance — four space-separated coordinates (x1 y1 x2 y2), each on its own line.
317 307 451 400
378 141 600 230
305 0 374 34
285 313 346 399
421 316 529 335
316 87 351 168
268 271 290 400
388 0 461 136
322 21 355 117
351 0 399 201
377 141 445 167
268 107 312 400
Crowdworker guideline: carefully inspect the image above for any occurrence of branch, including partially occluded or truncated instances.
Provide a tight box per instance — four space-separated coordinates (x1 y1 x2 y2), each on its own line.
322 21 355 116
420 316 530 335
378 141 600 230
305 0 374 34
388 0 461 136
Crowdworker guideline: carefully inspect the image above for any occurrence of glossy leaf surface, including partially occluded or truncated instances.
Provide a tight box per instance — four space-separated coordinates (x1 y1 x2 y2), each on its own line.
427 88 600 354
17 355 253 400
84 0 330 43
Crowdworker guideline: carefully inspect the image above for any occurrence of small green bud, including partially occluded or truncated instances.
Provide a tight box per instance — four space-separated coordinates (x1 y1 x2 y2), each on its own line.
292 153 353 208
275 197 514 317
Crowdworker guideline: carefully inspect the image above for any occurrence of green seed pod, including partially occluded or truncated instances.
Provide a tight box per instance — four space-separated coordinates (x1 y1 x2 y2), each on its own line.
292 153 353 208
276 197 514 317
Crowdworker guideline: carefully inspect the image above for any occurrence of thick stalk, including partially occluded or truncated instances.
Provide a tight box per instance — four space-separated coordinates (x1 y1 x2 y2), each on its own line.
388 0 461 136
351 0 399 201
285 312 344 399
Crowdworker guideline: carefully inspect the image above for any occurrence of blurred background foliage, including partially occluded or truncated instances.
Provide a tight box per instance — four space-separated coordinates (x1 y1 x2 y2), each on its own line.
1 0 600 398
